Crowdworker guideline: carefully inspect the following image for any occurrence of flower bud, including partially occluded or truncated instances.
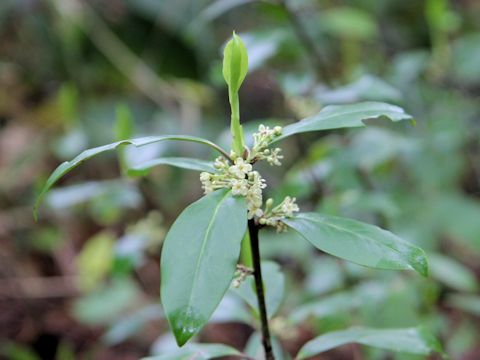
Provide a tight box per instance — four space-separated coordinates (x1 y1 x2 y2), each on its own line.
222 32 248 92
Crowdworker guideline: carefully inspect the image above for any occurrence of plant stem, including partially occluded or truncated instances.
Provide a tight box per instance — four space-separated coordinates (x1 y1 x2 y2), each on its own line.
248 219 275 360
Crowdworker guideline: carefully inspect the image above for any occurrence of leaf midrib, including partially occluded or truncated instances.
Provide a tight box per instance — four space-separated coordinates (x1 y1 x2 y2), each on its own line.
185 190 232 313
300 107 405 127
289 214 410 265
279 104 409 140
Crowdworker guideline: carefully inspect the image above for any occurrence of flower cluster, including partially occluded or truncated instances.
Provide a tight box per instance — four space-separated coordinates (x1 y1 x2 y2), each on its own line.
247 125 284 166
259 196 300 232
200 157 266 219
199 124 299 228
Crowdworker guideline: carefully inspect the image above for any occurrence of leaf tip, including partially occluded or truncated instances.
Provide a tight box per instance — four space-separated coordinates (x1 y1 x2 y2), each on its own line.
169 307 205 347
412 249 429 277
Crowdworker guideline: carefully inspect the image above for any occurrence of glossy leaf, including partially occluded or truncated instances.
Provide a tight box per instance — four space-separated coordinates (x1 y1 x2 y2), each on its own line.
34 135 227 219
282 213 428 276
142 343 241 360
274 102 413 142
127 157 215 177
296 327 444 359
232 260 285 319
161 189 247 346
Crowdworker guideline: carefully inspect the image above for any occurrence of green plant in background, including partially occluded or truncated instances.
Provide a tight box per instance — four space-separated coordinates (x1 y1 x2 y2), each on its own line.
35 33 446 360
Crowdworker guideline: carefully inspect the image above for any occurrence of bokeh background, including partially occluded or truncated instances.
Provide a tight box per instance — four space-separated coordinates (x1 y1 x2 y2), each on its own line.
1 0 480 359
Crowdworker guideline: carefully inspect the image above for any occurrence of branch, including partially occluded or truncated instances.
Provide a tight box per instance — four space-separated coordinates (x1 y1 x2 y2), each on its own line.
248 219 275 360
279 0 333 85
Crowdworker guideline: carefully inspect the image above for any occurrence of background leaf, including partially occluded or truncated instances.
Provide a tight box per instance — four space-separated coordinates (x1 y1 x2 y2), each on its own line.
142 343 241 360
161 189 247 346
76 231 115 291
429 253 478 292
245 332 290 360
232 260 285 319
296 327 444 359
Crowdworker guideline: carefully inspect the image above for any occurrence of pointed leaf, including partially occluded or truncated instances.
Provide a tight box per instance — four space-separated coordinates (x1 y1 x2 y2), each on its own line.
127 157 215 177
296 327 444 359
161 189 247 346
282 213 428 276
142 343 242 360
34 135 227 219
275 102 413 142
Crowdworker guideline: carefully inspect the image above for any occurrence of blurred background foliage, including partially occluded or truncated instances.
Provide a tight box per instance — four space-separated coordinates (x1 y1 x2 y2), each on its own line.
1 0 480 359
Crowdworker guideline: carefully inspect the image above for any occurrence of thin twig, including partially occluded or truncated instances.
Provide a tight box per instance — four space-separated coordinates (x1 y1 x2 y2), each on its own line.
51 0 180 112
248 219 275 360
279 0 333 85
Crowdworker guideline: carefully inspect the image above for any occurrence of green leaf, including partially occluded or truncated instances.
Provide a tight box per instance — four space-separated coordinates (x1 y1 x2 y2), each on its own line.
232 260 285 319
76 231 115 291
447 294 480 316
198 0 256 24
275 102 413 142
282 213 428 276
142 343 242 360
127 157 215 177
73 278 139 326
290 282 389 325
296 327 444 359
223 32 248 92
320 6 377 41
290 291 359 324
429 253 478 292
34 135 227 220
103 305 163 345
161 189 247 346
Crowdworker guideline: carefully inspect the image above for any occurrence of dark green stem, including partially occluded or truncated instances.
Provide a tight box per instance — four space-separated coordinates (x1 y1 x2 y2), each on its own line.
248 219 274 360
